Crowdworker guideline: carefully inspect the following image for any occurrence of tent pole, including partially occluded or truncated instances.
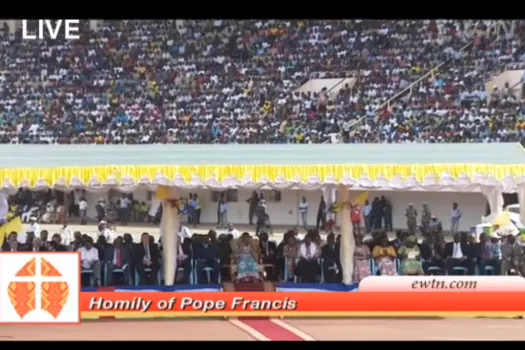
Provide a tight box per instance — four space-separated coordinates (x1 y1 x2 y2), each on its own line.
339 185 354 285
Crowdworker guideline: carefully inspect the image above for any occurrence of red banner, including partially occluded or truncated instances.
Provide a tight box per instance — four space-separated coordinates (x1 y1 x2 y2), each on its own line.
80 292 525 318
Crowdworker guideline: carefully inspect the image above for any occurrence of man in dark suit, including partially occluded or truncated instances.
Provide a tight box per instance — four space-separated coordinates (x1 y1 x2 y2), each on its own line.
419 235 445 275
105 236 131 285
444 233 474 275
321 233 341 282
133 232 160 285
194 235 221 284
259 231 278 280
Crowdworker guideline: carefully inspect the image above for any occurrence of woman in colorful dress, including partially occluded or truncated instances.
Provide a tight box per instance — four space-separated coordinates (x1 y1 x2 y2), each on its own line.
353 234 371 282
398 235 423 275
231 233 261 282
371 235 398 275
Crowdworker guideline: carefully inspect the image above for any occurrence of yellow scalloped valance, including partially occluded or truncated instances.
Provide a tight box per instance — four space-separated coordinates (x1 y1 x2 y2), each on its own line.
3 163 525 187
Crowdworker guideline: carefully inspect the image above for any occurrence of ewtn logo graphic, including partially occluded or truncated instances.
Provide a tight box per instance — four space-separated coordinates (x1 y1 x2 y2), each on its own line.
21 20 80 40
0 252 80 324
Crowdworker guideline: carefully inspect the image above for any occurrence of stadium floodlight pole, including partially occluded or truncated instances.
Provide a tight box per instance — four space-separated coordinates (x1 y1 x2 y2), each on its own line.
338 185 354 285
157 186 179 286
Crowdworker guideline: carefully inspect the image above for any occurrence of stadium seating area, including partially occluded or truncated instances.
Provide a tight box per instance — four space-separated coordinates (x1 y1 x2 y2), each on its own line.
0 20 524 144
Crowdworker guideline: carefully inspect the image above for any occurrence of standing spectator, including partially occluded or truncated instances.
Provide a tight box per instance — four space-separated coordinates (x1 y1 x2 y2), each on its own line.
95 199 106 222
451 202 462 233
363 199 372 233
193 194 201 227
405 204 417 235
350 203 362 236
371 197 382 230
247 191 259 226
298 196 309 229
421 203 432 235
316 195 327 230
382 197 393 232
119 195 131 225
178 223 191 240
224 223 240 240
97 221 113 242
255 200 269 236
218 198 228 229
216 193 224 226
79 197 88 225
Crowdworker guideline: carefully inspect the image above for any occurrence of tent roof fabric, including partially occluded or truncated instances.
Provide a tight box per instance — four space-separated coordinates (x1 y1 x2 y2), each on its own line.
3 143 525 168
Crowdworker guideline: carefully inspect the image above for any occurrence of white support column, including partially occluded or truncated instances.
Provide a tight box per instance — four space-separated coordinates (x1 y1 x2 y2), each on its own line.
517 185 525 226
338 185 354 285
157 187 181 286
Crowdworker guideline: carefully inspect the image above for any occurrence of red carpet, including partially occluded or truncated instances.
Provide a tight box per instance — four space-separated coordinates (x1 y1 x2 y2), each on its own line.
233 282 302 340
239 318 304 341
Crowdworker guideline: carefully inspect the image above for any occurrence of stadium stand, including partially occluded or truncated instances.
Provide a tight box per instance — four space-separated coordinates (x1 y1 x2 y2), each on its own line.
0 19 523 144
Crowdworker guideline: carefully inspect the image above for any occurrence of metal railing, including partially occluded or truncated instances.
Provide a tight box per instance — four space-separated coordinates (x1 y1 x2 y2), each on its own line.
346 41 474 135
345 20 503 136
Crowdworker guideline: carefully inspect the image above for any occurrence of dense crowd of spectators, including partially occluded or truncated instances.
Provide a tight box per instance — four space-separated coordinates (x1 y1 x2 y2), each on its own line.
1 20 524 145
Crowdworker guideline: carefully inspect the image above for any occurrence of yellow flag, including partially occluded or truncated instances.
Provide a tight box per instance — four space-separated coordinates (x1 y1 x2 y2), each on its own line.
492 211 512 227
0 217 24 243
351 192 369 206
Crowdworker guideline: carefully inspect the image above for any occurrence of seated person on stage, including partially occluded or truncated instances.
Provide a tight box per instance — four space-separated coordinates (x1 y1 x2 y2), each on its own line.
444 233 473 275
353 234 371 283
231 232 261 282
259 231 278 280
1 232 18 251
104 236 131 286
176 237 193 284
194 235 221 284
477 233 501 275
134 232 160 285
371 234 397 275
398 235 423 276
50 233 68 252
3 239 20 252
420 235 445 274
27 237 47 252
282 233 298 281
296 234 320 283
321 232 341 282
78 237 102 286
